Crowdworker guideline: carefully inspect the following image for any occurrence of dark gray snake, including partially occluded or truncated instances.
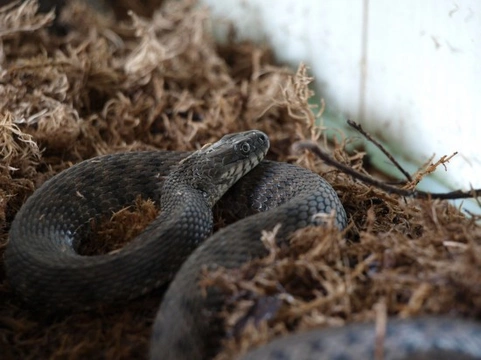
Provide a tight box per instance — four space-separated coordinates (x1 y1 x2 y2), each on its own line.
5 130 481 359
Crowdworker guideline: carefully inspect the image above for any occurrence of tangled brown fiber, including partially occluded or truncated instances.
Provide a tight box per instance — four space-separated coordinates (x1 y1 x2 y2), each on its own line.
1 1 480 360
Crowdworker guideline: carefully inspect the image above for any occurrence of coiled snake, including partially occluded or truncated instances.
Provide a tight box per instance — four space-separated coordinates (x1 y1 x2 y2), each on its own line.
5 130 481 359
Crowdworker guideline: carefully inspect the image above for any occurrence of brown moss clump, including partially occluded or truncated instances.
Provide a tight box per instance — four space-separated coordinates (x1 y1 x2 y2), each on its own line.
208 157 481 358
79 196 159 256
0 1 480 360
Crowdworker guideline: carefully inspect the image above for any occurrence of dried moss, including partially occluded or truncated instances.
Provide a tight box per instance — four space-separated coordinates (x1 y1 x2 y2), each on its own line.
0 1 480 360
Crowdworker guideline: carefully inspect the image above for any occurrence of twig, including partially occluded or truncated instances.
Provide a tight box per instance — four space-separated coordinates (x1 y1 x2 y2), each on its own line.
347 119 412 182
293 141 481 201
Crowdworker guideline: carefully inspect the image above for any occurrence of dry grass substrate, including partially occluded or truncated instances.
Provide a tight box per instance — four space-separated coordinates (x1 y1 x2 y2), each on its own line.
1 1 480 359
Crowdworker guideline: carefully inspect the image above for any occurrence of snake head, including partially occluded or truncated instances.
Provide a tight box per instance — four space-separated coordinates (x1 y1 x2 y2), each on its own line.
175 130 270 206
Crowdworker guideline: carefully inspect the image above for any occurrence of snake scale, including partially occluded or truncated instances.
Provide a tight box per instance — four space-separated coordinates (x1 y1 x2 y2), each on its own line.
5 130 481 359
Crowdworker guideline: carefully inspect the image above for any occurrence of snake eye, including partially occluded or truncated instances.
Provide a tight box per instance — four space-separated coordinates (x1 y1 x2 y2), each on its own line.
238 142 251 155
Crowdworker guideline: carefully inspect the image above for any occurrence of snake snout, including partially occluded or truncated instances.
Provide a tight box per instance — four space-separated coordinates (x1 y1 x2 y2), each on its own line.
252 130 268 149
234 129 269 156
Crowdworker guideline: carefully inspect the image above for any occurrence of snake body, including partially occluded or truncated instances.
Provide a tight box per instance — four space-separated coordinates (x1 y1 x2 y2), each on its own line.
5 131 481 359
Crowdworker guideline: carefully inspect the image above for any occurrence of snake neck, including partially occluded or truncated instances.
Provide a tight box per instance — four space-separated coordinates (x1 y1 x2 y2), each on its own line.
158 178 214 234
161 174 209 204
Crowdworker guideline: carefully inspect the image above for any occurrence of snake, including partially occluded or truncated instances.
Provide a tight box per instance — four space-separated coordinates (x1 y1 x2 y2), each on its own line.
5 130 481 359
